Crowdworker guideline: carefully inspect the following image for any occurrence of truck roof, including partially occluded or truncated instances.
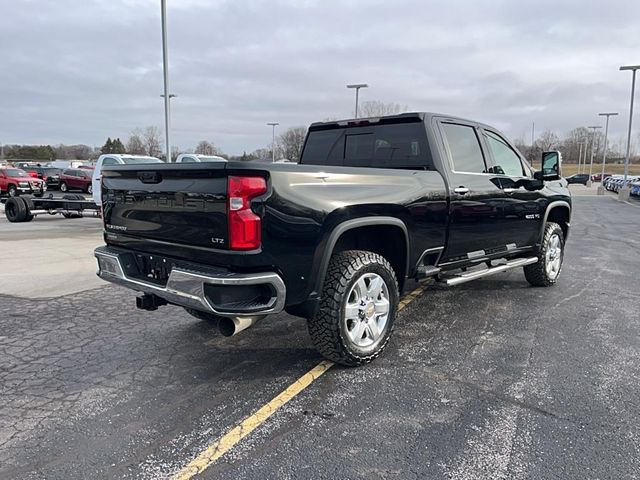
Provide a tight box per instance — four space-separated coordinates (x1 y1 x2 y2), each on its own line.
308 112 494 131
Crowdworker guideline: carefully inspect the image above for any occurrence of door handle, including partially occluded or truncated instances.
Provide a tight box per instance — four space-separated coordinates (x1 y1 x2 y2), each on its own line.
453 187 469 194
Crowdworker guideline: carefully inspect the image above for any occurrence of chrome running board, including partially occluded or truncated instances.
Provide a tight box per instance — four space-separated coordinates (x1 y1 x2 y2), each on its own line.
439 257 538 287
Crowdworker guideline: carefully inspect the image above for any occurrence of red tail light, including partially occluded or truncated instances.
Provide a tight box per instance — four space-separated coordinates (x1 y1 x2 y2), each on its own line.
228 176 267 250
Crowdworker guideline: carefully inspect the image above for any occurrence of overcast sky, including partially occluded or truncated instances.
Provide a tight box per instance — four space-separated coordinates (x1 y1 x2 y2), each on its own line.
1 0 639 155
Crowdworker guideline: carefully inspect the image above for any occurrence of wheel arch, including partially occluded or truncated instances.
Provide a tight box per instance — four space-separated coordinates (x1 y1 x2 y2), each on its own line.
543 201 571 242
313 217 410 297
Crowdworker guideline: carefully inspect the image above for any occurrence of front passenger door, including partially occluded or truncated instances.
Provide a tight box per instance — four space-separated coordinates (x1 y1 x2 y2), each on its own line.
481 129 544 248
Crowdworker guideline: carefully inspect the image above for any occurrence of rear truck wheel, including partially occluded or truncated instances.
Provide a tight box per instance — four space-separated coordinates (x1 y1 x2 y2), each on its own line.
5 197 31 222
307 250 399 367
524 222 564 287
62 194 83 218
8 184 17 197
60 182 68 192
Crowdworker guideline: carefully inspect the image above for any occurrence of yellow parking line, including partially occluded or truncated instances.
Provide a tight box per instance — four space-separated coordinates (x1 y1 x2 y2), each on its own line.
172 281 427 480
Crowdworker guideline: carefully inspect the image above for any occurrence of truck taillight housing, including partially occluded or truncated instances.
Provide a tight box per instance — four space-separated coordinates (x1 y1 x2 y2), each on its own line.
228 176 267 250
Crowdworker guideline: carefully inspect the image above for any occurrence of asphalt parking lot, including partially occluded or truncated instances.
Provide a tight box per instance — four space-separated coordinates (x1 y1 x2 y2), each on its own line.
1 195 639 479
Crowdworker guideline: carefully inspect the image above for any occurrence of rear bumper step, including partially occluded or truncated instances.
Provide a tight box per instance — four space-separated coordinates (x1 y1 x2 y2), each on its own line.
439 257 538 286
94 246 286 317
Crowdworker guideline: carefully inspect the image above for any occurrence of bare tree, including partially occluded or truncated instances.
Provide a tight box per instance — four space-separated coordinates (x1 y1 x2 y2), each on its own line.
277 127 306 161
194 140 219 156
126 129 146 155
141 126 162 157
357 101 408 118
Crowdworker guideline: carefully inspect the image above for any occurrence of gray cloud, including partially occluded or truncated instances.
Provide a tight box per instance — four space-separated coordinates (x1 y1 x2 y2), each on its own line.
1 0 639 154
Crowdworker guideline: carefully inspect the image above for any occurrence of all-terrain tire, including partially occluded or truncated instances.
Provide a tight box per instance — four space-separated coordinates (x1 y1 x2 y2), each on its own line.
307 250 399 367
524 222 564 287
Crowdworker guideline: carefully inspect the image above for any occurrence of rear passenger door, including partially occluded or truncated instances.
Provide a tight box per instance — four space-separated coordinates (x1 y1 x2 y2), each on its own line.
437 120 511 263
481 128 545 248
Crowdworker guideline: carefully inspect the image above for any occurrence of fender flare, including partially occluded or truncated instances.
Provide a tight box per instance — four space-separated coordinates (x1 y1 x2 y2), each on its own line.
541 201 571 243
312 216 410 295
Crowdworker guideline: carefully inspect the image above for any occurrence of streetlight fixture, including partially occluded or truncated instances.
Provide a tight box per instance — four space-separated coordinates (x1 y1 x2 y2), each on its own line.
160 0 172 162
346 83 368 118
267 122 279 162
619 64 640 200
597 112 618 195
587 125 602 184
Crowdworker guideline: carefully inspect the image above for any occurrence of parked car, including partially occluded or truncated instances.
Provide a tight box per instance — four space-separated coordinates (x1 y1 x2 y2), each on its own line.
630 181 640 196
565 173 590 185
591 173 611 183
95 112 571 366
604 175 622 190
0 167 46 197
25 166 63 190
92 154 164 204
59 168 93 193
175 154 227 163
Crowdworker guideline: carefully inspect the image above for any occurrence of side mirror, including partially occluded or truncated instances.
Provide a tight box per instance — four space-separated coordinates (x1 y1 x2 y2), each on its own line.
540 150 562 180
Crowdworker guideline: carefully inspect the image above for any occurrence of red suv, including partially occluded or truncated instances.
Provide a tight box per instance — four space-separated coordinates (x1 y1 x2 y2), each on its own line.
59 168 93 193
0 167 46 197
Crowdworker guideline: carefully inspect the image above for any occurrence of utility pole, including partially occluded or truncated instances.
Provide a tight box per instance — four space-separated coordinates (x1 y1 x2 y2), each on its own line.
346 84 368 118
267 123 279 162
587 125 602 185
160 0 171 162
597 112 618 195
619 64 639 200
577 141 584 173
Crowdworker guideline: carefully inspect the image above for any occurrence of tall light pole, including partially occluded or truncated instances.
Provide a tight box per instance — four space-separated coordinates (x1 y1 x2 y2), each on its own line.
619 64 639 200
587 125 602 184
346 83 368 118
160 0 172 162
577 141 584 173
267 122 279 162
597 112 618 195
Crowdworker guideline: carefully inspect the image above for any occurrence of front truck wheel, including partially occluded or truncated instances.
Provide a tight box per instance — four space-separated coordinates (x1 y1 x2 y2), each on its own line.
308 250 399 366
524 221 565 287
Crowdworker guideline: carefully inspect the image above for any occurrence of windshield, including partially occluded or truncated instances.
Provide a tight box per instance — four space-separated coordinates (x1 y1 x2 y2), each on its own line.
5 168 29 177
121 157 163 164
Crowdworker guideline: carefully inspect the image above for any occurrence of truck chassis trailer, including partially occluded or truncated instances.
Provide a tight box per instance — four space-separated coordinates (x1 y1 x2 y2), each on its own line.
2 194 100 222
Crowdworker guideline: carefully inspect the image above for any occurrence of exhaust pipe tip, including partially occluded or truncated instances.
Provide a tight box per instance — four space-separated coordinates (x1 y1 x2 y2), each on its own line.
218 315 266 337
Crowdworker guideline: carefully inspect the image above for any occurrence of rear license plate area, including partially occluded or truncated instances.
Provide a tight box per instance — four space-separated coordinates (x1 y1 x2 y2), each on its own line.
133 253 176 285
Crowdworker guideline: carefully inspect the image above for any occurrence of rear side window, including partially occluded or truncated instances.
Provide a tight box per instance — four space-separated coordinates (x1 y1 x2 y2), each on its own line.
102 158 119 166
483 131 524 177
301 123 433 170
441 123 486 173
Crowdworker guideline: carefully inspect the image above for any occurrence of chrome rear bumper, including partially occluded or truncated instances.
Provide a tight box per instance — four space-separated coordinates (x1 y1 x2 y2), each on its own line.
94 246 286 317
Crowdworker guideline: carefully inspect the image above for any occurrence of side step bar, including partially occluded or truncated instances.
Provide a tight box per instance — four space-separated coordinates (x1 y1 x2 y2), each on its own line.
439 257 538 287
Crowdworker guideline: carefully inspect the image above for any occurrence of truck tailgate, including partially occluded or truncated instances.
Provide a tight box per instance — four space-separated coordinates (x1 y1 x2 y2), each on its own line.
101 164 229 249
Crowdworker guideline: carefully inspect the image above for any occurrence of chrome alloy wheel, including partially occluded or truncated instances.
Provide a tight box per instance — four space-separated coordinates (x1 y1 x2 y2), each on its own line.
545 233 562 280
343 273 390 348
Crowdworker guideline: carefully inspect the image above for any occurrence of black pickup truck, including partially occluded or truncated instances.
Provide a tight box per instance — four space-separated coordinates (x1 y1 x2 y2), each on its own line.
94 112 571 366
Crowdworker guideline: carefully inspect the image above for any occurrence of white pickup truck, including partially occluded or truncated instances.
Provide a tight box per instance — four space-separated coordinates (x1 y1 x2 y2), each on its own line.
91 154 163 204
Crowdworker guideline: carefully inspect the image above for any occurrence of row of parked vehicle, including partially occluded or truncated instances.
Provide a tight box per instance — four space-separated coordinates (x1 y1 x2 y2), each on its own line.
603 174 640 195
0 165 95 195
